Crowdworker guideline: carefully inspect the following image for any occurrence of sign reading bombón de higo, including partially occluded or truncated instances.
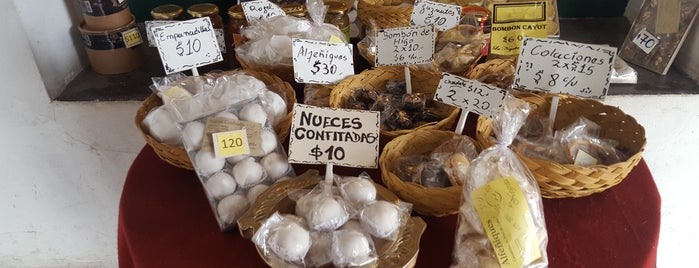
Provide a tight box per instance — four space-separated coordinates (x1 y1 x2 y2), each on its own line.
288 104 380 168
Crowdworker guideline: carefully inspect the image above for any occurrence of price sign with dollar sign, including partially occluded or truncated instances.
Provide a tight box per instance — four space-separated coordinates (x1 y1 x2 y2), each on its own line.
288 104 380 168
151 17 223 74
375 25 435 66
435 73 508 120
410 0 461 32
514 37 616 99
292 38 354 84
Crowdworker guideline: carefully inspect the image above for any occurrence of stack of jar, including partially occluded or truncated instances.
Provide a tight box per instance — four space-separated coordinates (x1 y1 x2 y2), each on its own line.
77 0 144 75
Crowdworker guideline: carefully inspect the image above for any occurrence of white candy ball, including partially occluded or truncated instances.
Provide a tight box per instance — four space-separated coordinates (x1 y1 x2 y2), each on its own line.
233 158 265 187
247 184 269 204
239 102 268 126
341 177 376 208
339 220 363 232
269 35 293 57
182 121 205 150
261 152 289 180
332 230 373 266
195 149 225 175
205 172 237 200
226 154 251 165
269 220 311 262
260 91 287 125
215 111 239 121
361 201 402 239
309 197 349 231
216 195 249 225
259 130 278 156
142 106 181 145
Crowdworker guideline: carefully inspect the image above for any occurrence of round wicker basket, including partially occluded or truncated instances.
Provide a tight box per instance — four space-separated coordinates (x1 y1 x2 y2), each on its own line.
357 0 413 30
380 130 478 216
135 69 297 170
329 66 460 145
476 92 646 198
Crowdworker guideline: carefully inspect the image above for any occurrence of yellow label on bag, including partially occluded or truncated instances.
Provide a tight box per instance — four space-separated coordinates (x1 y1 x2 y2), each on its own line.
490 2 548 56
471 176 541 268
161 86 192 101
213 129 250 158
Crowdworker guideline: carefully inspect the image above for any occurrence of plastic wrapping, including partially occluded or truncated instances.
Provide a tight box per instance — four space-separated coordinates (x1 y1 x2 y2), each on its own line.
177 97 296 231
360 200 411 240
235 0 347 68
451 96 548 268
393 135 480 187
253 212 312 267
141 105 182 145
303 83 334 107
611 57 638 84
331 229 378 267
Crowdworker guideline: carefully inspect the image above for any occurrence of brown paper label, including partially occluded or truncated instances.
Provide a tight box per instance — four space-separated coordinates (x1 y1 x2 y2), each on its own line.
656 0 681 34
203 117 263 155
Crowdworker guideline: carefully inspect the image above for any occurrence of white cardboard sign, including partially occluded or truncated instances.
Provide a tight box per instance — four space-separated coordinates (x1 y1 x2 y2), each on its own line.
435 73 509 120
292 38 355 84
410 0 461 32
375 25 435 66
288 104 380 168
514 37 617 99
241 0 285 24
145 20 174 47
151 17 223 74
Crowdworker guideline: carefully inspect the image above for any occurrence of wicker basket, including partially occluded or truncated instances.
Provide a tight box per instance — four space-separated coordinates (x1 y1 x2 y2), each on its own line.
237 169 426 268
357 0 413 30
329 66 460 145
380 130 478 216
135 69 297 170
466 58 517 89
235 53 296 85
476 93 646 198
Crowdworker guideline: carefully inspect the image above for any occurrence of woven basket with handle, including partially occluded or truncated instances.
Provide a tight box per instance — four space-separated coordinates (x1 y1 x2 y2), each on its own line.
329 66 459 144
476 92 646 198
380 130 479 216
135 69 297 170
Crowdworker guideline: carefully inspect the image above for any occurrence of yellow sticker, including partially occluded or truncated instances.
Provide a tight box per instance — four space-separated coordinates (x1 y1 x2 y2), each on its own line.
122 27 143 48
329 35 344 44
161 86 192 101
490 2 548 56
213 129 250 158
574 149 599 166
471 176 542 268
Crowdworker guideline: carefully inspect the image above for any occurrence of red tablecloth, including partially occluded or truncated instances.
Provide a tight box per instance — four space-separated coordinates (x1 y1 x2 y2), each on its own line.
118 145 660 268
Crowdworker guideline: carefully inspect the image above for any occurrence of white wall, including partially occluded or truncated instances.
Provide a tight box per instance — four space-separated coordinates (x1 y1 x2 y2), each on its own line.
12 0 85 100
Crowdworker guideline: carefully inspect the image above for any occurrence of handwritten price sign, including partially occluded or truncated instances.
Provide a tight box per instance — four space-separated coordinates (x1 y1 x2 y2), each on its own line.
435 73 508 120
151 17 222 74
241 0 285 24
410 0 461 31
292 38 354 84
375 25 435 66
288 104 380 168
514 37 617 99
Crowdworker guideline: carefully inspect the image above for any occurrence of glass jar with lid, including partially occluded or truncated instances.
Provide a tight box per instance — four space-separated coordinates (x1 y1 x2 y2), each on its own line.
282 3 308 18
227 5 248 48
324 1 350 42
150 4 184 20
187 3 226 52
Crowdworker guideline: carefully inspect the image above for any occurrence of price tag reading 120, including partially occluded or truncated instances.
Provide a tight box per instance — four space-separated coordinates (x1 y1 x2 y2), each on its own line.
151 17 223 74
435 73 508 120
514 37 616 99
292 38 354 84
288 104 380 168
213 129 250 158
375 25 435 66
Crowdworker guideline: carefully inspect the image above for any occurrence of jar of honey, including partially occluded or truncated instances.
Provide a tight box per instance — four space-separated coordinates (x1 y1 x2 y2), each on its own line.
324 2 350 42
150 4 184 20
227 5 248 49
187 3 226 52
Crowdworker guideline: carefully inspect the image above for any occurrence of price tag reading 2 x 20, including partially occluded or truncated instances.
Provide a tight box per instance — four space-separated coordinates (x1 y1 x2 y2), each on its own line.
292 38 354 84
288 104 380 168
